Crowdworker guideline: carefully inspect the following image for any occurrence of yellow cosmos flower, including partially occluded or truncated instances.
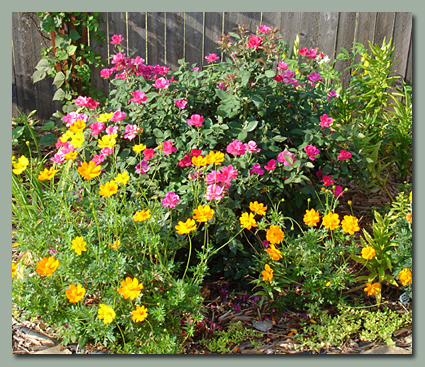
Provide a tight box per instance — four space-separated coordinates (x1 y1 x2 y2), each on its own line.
192 155 208 167
65 151 78 160
406 213 412 224
114 171 130 185
78 161 101 180
72 236 87 255
266 225 284 245
325 281 331 287
12 262 18 277
98 134 117 149
398 268 412 286
97 113 114 122
109 240 121 250
266 244 283 261
239 212 257 230
322 212 340 230
361 246 376 260
12 155 29 175
193 205 214 223
364 282 380 296
175 218 197 235
303 208 320 227
99 180 119 197
410 191 412 203
118 277 144 300
206 151 225 165
98 304 116 324
66 284 86 303
132 305 148 323
59 130 74 143
68 120 86 133
36 256 59 277
249 201 267 216
341 215 360 235
70 131 85 148
133 209 151 222
133 144 147 154
262 264 273 282
38 167 57 181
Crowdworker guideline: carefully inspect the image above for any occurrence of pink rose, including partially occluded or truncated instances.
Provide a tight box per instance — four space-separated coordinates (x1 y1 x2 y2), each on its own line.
205 53 219 63
162 140 177 155
264 159 276 171
332 185 344 198
250 163 264 176
136 160 150 174
245 141 261 153
205 184 225 201
130 90 147 103
304 145 320 161
143 148 156 161
110 34 124 45
89 122 105 136
153 77 170 90
226 140 246 156
258 25 271 33
174 99 187 109
178 154 192 167
110 110 127 122
338 150 352 161
123 124 139 140
277 150 296 166
161 192 180 208
320 114 333 128
247 36 262 49
187 114 204 127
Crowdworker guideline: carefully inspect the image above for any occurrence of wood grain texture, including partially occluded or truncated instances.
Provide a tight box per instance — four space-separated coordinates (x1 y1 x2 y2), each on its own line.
318 12 339 59
127 12 146 60
185 12 204 69
204 12 223 63
335 12 357 88
166 12 185 70
354 12 376 64
298 12 320 50
280 12 300 51
374 12 395 47
261 12 282 30
107 12 127 56
391 12 412 79
147 12 165 66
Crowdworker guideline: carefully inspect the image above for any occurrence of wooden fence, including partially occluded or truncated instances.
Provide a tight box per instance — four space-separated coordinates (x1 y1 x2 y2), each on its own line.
12 12 412 120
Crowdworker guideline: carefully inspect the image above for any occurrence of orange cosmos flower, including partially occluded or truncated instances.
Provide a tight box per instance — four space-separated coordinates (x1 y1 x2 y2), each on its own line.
303 208 320 227
266 244 283 261
38 167 57 181
118 277 144 300
249 201 267 216
361 246 376 260
206 151 225 165
36 256 59 277
322 212 340 230
175 218 197 235
99 180 119 197
266 225 284 245
66 284 86 303
364 282 380 296
192 155 208 167
262 264 273 282
131 305 149 323
239 212 257 230
398 268 412 286
133 209 151 222
341 215 360 234
193 205 214 222
78 161 101 180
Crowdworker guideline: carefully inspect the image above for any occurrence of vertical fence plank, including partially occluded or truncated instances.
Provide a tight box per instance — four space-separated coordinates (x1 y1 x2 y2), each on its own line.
30 13 61 118
354 12 376 64
185 12 204 69
374 12 395 47
240 12 262 32
126 12 147 60
223 12 244 34
261 12 281 30
147 12 165 66
318 12 339 59
298 12 320 50
391 12 412 81
280 12 300 51
12 12 37 118
335 12 357 88
107 12 127 56
204 12 223 63
405 37 412 84
165 12 184 70
90 12 109 99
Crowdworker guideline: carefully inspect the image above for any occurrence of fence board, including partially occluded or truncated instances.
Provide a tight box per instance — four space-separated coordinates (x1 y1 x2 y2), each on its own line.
12 12 37 117
374 12 395 47
12 12 414 120
318 12 339 59
391 12 412 79
107 12 127 56
335 12 357 88
147 12 165 66
127 12 147 60
204 12 223 62
280 13 300 51
90 12 109 99
298 12 320 50
185 12 204 69
165 12 185 70
261 12 281 30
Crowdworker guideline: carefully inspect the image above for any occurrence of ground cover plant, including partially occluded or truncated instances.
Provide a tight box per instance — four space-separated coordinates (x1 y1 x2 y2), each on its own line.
12 24 412 354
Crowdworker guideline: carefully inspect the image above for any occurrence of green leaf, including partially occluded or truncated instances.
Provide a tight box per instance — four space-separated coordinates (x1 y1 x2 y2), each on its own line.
69 29 81 41
52 88 66 101
39 133 57 146
12 126 25 142
41 121 55 131
153 128 163 138
244 120 258 132
66 45 78 56
384 274 399 287
237 130 247 141
265 70 275 78
252 95 264 109
215 89 233 101
272 135 287 142
350 254 366 264
110 79 125 86
240 70 251 86
32 70 46 83
52 71 65 88
35 58 51 72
